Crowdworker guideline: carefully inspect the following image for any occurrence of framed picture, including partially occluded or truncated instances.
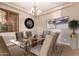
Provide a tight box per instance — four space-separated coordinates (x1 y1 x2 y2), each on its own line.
47 16 69 29
0 8 19 32
47 20 56 29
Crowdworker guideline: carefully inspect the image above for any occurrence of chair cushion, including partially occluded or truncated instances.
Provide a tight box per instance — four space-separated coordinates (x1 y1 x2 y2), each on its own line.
30 45 42 55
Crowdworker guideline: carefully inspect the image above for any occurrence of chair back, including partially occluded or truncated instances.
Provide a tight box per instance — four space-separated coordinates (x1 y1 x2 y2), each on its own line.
26 31 32 38
0 36 10 55
42 31 50 38
40 32 59 56
15 32 23 41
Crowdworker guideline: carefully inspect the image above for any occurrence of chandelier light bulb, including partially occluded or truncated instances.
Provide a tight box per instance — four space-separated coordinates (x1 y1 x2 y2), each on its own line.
38 10 41 13
37 13 39 15
33 13 35 16
28 11 32 14
31 8 34 11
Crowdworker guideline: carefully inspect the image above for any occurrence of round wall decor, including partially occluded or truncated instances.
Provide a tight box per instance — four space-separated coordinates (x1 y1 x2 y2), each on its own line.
24 18 34 29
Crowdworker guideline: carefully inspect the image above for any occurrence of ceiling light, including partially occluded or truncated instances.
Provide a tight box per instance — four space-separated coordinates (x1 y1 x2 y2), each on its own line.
28 2 41 17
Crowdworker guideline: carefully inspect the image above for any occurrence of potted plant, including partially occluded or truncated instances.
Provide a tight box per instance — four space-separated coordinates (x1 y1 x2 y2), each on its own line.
68 20 79 38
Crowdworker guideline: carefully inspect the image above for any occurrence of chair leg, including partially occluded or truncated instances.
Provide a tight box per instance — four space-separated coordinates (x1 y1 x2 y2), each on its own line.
52 45 57 56
29 52 37 56
58 46 64 56
56 45 64 56
52 45 64 56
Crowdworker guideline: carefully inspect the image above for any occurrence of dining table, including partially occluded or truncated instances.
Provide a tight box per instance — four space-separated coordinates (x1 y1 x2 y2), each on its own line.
10 36 45 51
23 37 45 50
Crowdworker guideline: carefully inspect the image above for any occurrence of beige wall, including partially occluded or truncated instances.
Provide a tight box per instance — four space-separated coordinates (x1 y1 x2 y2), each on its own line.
36 3 79 34
1 3 79 34
1 2 79 45
36 10 61 35
0 3 36 45
62 3 79 20
0 3 36 32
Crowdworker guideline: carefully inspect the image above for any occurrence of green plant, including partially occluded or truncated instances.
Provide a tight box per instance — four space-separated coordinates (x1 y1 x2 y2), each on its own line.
68 20 79 34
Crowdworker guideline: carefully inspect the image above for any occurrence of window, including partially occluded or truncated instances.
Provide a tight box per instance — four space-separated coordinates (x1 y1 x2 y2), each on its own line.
0 8 19 32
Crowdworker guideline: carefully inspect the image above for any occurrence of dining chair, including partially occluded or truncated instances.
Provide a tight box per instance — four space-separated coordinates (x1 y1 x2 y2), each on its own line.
42 30 50 38
51 32 64 56
25 31 32 38
15 32 26 48
0 36 10 56
16 32 24 41
52 44 64 56
29 32 60 56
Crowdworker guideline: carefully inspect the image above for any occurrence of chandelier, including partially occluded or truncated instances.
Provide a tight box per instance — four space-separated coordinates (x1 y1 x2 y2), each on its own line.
28 2 41 17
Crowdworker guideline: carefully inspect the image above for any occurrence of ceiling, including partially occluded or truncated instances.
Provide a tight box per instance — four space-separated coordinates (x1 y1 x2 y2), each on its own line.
10 2 68 12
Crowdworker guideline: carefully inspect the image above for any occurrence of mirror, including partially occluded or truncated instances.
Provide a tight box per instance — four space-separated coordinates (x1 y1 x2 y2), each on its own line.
24 18 34 29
